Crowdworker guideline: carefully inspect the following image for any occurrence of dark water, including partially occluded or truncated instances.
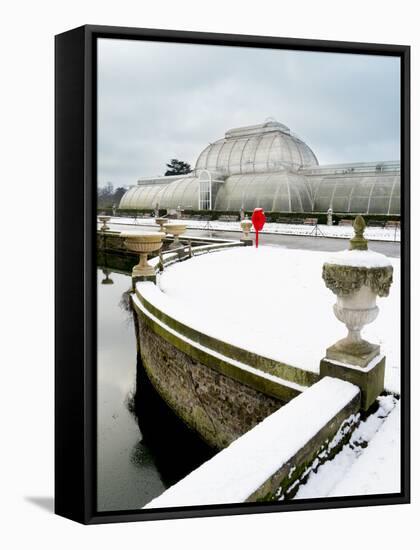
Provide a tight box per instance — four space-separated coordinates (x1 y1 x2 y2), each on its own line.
97 267 214 512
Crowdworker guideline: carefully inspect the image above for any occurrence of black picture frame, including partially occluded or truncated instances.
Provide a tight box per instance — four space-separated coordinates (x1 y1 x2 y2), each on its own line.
55 24 410 525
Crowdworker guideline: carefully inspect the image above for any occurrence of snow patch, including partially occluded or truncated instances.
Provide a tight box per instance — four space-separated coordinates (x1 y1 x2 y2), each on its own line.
325 249 392 268
294 395 399 499
104 217 401 242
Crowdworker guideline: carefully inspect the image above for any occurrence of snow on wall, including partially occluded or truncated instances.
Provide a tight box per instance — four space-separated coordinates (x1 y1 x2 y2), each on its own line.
103 217 401 242
325 249 392 268
330 400 400 496
143 377 360 508
145 246 400 393
294 395 400 498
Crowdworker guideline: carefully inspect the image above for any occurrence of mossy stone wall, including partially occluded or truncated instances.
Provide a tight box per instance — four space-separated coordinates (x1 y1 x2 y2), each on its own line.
137 314 283 450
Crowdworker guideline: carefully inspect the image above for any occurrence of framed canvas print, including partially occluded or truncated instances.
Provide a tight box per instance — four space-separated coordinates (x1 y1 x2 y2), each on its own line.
55 25 410 524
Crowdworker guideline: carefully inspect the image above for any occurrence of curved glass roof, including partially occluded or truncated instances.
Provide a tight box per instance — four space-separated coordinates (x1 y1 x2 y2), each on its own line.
120 169 400 215
310 173 400 215
154 176 201 210
119 182 168 210
213 172 313 212
118 121 400 216
195 121 318 174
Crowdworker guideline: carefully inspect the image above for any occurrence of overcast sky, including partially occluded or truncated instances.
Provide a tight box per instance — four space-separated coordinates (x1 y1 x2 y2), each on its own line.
97 38 400 189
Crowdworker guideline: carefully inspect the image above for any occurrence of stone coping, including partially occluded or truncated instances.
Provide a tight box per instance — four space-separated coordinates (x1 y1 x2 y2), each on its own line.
132 292 304 403
97 228 238 245
144 377 361 507
134 241 320 393
136 288 319 389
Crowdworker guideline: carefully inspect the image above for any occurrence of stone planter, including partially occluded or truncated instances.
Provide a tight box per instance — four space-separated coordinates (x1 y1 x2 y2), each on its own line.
163 223 187 249
98 215 111 232
328 282 380 364
155 217 167 233
121 232 163 278
320 216 393 410
240 218 253 245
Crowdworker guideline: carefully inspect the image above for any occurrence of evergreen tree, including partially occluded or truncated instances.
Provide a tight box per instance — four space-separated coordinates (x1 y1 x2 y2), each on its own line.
164 158 192 176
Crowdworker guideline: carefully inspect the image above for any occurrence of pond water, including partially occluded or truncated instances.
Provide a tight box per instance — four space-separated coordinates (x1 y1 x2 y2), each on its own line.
96 266 214 512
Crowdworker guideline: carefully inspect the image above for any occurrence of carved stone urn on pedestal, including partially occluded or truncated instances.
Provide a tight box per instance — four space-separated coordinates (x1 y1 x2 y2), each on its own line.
155 217 167 233
98 215 111 232
240 218 253 246
121 232 163 281
163 223 187 250
320 216 393 409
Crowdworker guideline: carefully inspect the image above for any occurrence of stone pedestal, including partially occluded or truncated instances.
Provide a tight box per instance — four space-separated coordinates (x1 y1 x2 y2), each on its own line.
327 208 333 227
121 232 163 283
98 215 111 231
320 216 393 411
240 218 253 246
132 273 158 285
164 223 187 250
320 355 385 411
155 217 167 233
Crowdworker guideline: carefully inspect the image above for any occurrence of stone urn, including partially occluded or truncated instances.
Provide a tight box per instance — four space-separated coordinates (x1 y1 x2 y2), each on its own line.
320 216 394 409
98 215 111 231
240 217 253 245
155 217 167 233
327 207 333 227
121 232 164 278
163 223 187 249
322 216 393 366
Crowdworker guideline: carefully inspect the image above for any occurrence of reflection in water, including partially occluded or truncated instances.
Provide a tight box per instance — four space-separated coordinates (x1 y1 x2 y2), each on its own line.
119 287 134 316
97 266 214 512
101 268 114 285
132 357 215 487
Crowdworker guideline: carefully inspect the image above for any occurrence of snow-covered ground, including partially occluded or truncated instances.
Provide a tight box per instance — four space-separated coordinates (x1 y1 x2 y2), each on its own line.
294 395 400 498
150 246 400 393
104 216 401 242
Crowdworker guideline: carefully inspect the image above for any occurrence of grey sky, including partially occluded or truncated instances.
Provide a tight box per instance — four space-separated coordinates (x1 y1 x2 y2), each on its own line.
97 38 400 189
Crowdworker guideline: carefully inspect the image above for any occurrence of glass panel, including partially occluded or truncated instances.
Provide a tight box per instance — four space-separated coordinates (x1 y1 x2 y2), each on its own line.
368 197 390 214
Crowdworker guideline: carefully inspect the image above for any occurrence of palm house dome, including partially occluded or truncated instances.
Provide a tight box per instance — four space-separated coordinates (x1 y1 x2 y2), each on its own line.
118 120 400 216
195 120 319 175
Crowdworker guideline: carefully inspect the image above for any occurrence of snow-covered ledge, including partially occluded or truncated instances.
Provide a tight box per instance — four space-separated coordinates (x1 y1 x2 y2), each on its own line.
144 377 361 508
320 216 393 410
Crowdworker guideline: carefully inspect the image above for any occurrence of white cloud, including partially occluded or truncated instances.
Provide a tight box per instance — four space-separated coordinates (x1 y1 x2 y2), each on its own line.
98 38 400 188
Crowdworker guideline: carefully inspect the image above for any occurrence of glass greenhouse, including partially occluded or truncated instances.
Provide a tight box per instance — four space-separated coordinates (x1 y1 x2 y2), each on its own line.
119 120 400 215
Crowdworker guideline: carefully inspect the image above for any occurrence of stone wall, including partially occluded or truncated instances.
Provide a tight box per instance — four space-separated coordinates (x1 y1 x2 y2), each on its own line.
144 378 361 508
138 314 283 449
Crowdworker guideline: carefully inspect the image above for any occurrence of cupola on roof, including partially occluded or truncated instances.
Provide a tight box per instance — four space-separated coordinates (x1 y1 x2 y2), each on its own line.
195 120 319 175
